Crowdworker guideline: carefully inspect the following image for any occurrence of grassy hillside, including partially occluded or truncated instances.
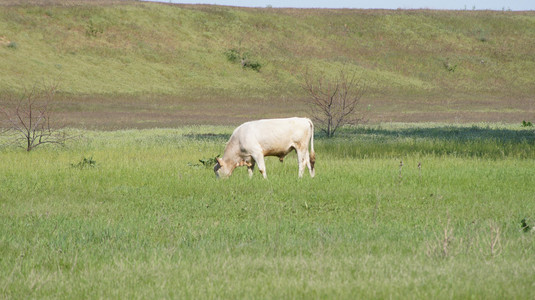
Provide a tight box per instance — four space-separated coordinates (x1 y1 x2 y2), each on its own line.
0 1 534 126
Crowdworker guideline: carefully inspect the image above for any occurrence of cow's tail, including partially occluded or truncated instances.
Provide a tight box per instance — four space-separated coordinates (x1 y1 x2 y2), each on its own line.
308 119 316 177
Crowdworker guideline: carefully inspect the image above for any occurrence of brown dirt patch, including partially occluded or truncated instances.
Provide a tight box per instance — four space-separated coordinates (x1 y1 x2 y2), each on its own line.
34 94 534 130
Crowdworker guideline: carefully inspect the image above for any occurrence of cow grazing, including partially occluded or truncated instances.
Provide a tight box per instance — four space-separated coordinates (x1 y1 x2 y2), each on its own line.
214 117 316 179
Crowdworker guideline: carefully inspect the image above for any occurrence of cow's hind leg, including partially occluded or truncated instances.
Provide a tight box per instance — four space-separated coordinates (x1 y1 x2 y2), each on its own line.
305 150 315 178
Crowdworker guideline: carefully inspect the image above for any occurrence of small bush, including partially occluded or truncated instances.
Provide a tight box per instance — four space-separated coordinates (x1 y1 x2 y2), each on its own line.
7 42 17 49
224 49 240 63
521 120 533 127
224 48 262 72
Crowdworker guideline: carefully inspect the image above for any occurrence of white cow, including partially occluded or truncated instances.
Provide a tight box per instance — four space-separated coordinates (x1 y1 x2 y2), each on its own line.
214 117 316 179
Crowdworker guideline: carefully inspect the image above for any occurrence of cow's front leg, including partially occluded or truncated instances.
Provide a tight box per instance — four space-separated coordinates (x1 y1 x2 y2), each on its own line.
247 161 255 178
251 153 267 179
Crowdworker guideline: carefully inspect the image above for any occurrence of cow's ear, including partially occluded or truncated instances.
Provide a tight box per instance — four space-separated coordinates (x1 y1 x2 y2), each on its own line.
216 157 224 166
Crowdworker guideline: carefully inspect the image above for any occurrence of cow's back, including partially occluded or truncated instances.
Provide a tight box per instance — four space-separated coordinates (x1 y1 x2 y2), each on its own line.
238 117 309 143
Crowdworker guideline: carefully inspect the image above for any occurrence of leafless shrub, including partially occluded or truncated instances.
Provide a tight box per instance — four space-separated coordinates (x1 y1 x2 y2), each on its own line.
398 160 404 183
441 215 454 257
302 68 366 137
0 83 71 151
426 212 455 259
489 222 501 258
425 218 505 259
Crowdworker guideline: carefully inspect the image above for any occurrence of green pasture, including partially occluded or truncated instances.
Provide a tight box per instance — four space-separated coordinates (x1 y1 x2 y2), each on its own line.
1 123 534 299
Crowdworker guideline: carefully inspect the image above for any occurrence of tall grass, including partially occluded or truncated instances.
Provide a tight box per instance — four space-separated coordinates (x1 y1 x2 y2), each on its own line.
1 123 534 298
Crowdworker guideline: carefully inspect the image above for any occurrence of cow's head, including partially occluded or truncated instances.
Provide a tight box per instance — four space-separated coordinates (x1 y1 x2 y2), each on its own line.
214 157 233 179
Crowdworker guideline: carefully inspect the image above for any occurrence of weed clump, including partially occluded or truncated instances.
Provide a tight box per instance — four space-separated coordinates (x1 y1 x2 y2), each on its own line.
224 49 240 63
521 120 533 127
71 156 96 169
86 20 104 37
188 155 220 169
443 60 457 73
199 155 220 168
521 218 531 232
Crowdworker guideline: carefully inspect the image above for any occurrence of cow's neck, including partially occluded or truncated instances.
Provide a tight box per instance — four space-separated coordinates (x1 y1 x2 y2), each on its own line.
222 139 241 169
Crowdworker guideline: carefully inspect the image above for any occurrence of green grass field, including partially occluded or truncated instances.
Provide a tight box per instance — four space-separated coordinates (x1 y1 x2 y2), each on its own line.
1 124 534 298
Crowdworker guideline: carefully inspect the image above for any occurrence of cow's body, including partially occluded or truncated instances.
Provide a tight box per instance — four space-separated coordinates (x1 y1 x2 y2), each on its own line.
214 117 315 179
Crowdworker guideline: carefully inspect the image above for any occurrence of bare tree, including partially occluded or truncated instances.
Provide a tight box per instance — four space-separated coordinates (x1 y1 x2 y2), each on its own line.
302 68 366 137
0 83 69 151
